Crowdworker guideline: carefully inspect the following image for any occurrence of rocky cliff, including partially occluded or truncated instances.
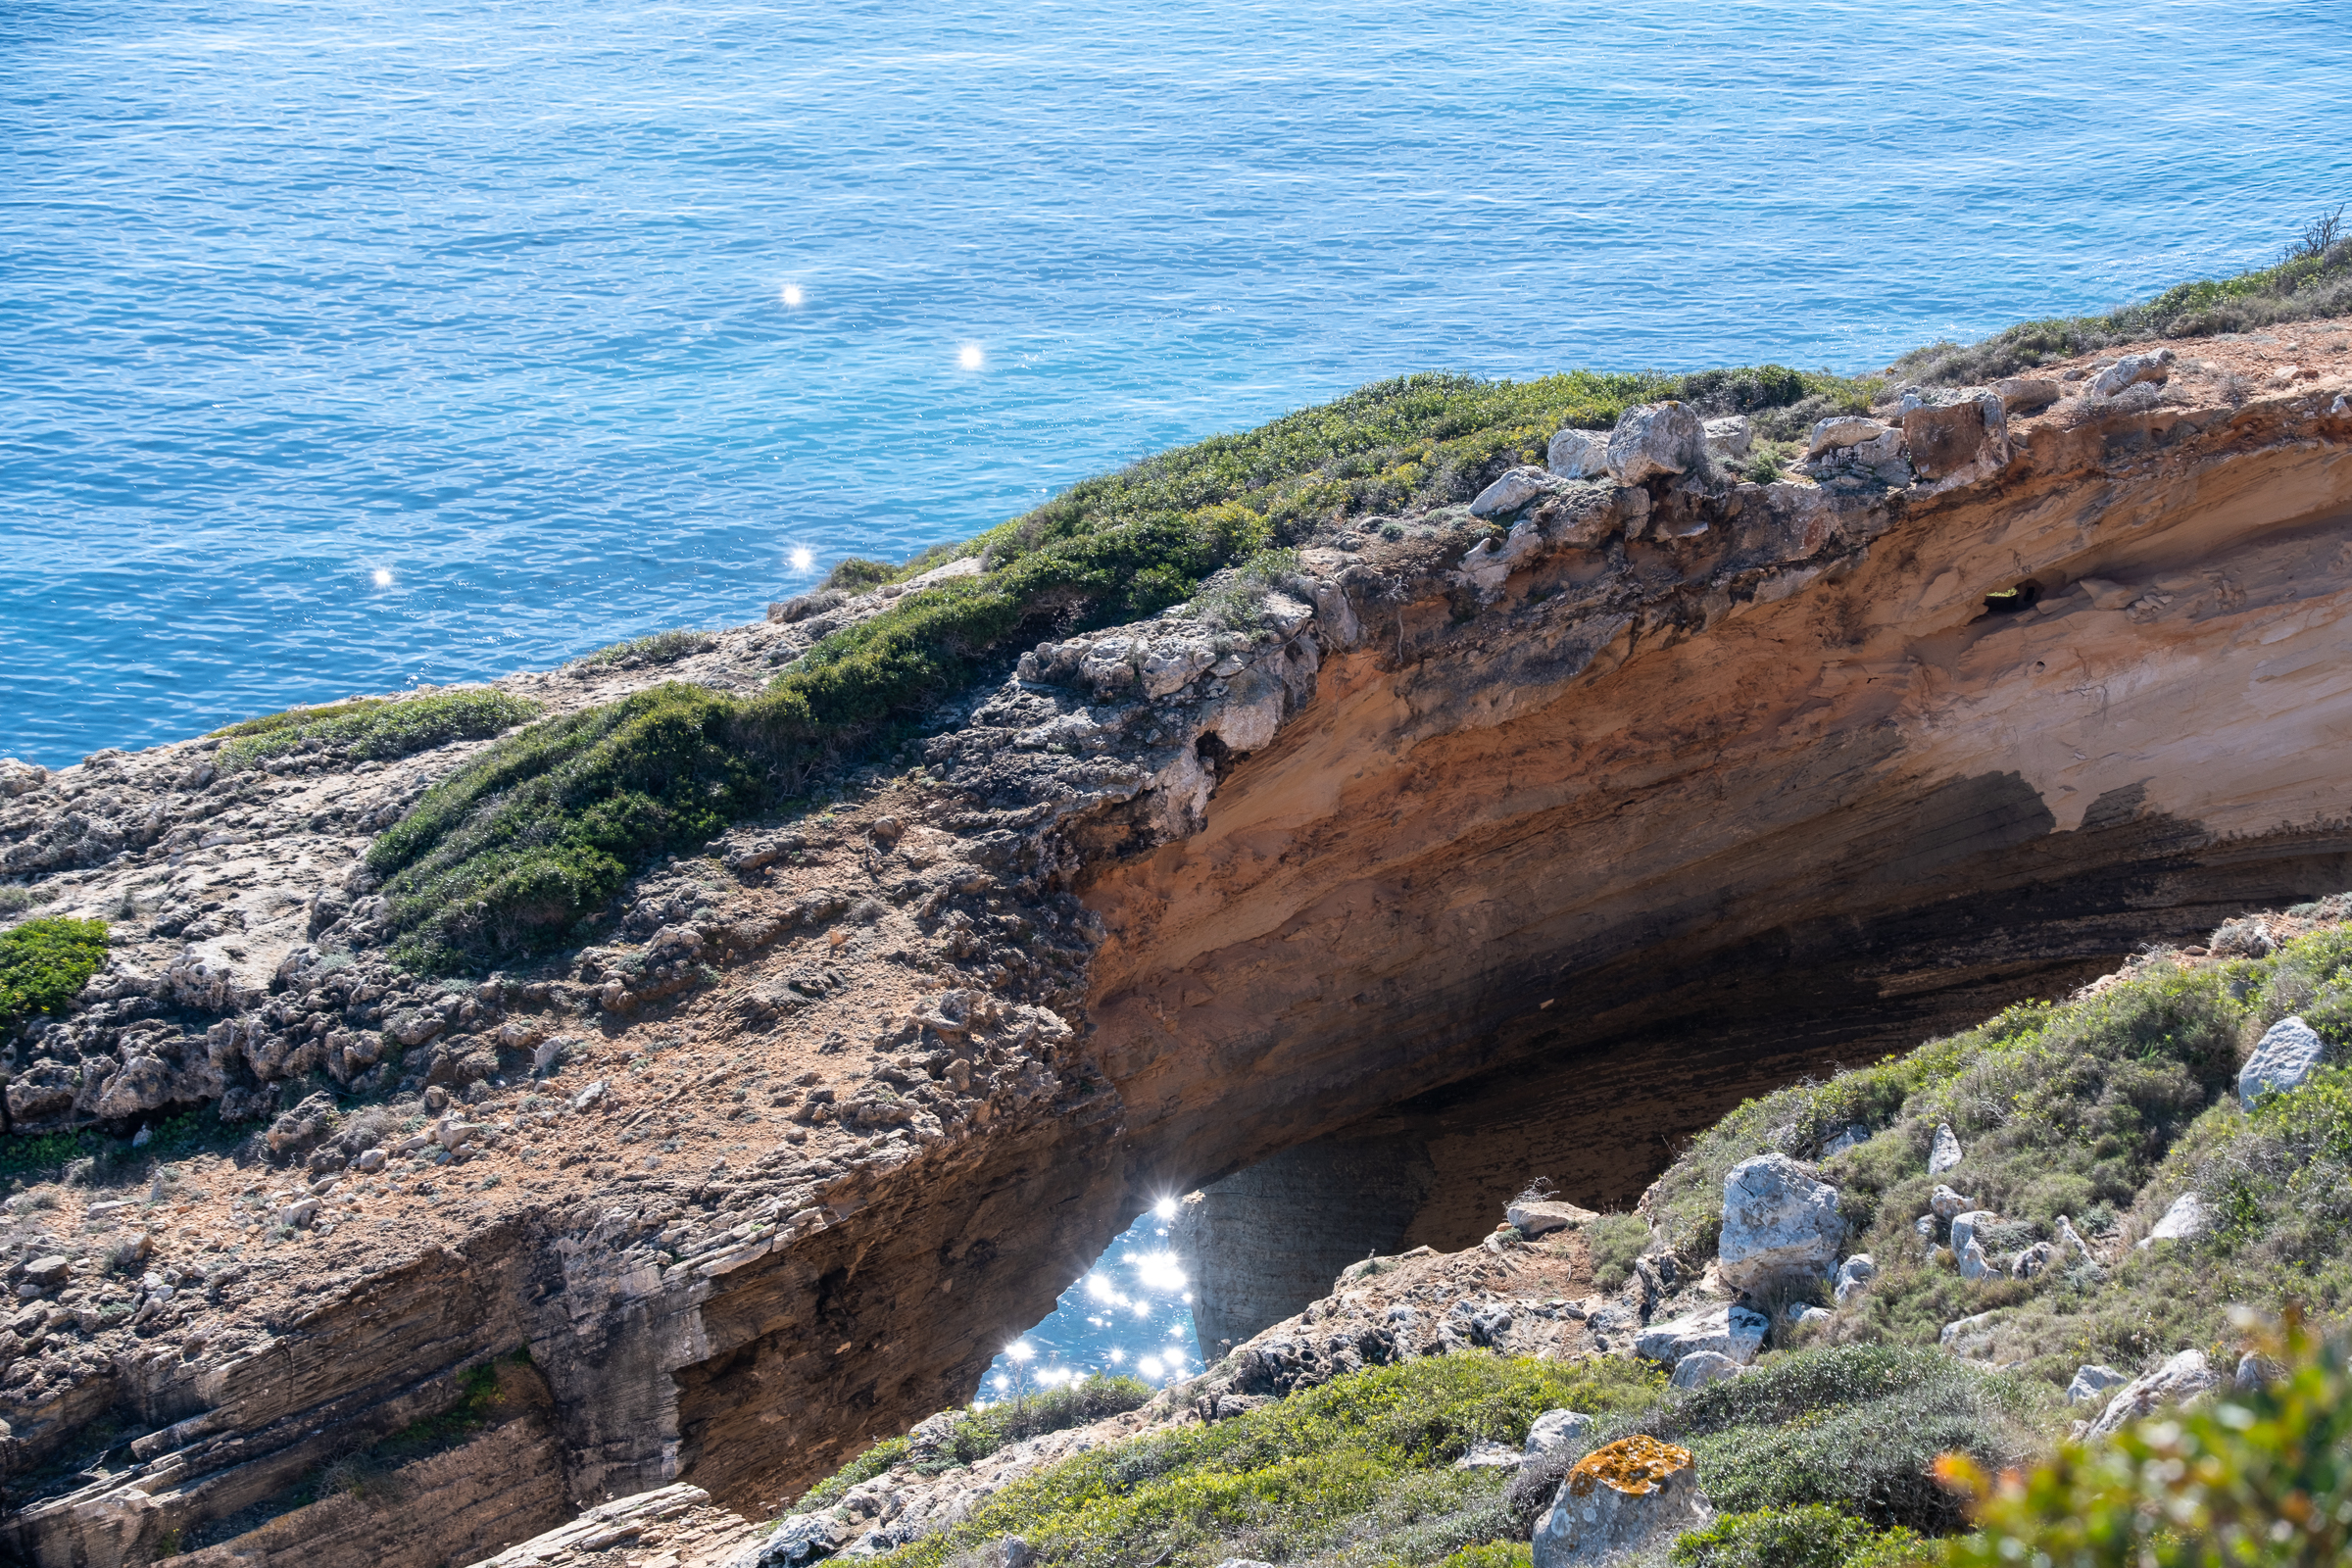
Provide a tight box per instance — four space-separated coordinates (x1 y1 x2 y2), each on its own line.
0 324 2348 1568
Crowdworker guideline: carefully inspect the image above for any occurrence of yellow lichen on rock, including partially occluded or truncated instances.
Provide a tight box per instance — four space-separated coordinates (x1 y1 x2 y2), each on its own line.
1564 1435 1694 1497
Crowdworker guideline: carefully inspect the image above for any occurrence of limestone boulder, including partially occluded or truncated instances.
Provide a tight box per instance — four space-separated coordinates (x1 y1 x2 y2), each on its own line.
1717 1153 1843 1290
1929 1123 1964 1174
1533 1436 1711 1567
1701 416 1752 460
2085 349 2174 398
1604 403 1705 483
1506 1197 1594 1240
2239 1015 2327 1106
1930 1184 1975 1220
1633 1301 1768 1368
2142 1191 2209 1245
2088 1348 2219 1438
1525 1408 1594 1457
1546 427 1611 479
1833 1253 1875 1304
1900 392 2008 482
1469 466 1556 518
1990 376 2062 412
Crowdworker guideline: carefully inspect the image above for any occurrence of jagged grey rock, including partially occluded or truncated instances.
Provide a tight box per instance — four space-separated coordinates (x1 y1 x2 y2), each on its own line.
1469 466 1555 518
1949 1211 1995 1257
2089 1348 2218 1438
1634 1301 1769 1367
1534 1440 1711 1566
1717 1153 1843 1289
1929 1123 1964 1175
1604 402 1705 482
2239 1015 2327 1106
2011 1241 2054 1279
1834 1253 1875 1304
1545 427 1612 479
1701 416 1752 460
1819 1123 1871 1158
1506 1198 1592 1240
2067 1364 2130 1403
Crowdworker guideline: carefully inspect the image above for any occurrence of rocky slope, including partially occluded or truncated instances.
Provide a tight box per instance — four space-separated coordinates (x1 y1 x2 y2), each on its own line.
0 324 2347 1568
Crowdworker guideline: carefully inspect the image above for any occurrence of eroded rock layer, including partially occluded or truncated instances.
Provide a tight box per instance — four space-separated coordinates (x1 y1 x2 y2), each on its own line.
0 329 2348 1568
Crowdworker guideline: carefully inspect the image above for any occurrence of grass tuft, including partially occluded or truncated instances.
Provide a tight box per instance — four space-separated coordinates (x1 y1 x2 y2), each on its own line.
572 629 718 671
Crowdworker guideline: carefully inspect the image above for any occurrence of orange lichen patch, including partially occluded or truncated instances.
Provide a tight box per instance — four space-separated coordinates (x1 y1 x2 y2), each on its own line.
1565 1435 1694 1497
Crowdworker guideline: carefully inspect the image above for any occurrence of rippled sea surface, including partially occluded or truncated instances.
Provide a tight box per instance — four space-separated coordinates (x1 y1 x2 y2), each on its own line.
5 0 2349 767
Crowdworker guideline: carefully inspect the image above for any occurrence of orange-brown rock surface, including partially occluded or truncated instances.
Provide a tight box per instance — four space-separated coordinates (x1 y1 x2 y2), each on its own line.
0 323 2349 1568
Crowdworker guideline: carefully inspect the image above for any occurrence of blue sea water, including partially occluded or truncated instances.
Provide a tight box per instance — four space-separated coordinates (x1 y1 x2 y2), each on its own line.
5 1 2350 771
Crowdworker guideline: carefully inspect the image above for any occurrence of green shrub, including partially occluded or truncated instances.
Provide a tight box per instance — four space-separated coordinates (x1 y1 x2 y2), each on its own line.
930 1376 1154 1466
0 916 109 1033
1589 1212 1650 1293
1936 1311 2352 1567
825 558 900 591
1890 207 2352 386
798 1436 911 1512
873 1353 1660 1568
1435 1543 1532 1568
1670 1504 1927 1568
214 689 540 772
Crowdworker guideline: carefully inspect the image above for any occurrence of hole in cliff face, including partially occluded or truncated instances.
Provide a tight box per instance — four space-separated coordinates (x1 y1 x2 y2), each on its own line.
983 1203 1202 1396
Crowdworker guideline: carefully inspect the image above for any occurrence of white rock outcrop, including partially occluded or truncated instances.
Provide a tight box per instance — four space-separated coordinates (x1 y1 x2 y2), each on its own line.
1833 1253 1875 1304
2239 1015 2327 1106
1634 1301 1769 1368
1929 1123 1964 1175
1670 1349 1745 1389
1717 1153 1843 1290
1525 1407 1594 1457
2143 1191 2209 1246
2066 1364 2130 1404
2088 1348 2219 1438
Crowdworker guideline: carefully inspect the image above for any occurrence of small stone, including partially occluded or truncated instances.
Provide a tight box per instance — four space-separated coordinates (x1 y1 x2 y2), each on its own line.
1507 1198 1594 1240
22 1256 70 1290
2010 1241 2054 1279
1833 1253 1875 1304
1929 1123 1964 1174
572 1079 611 1113
423 1085 450 1112
354 1149 387 1173
1930 1184 1974 1220
2239 1016 2327 1107
2067 1364 2130 1403
1989 376 2061 412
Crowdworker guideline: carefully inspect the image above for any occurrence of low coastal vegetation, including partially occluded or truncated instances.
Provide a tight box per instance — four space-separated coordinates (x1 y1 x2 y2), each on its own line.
210 689 540 773
1895 205 2352 386
1641 909 2352 1382
570 628 718 672
0 915 109 1036
363 368 1870 973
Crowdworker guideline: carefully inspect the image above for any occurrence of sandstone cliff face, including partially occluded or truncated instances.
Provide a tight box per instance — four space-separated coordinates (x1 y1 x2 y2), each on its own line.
0 329 2348 1568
